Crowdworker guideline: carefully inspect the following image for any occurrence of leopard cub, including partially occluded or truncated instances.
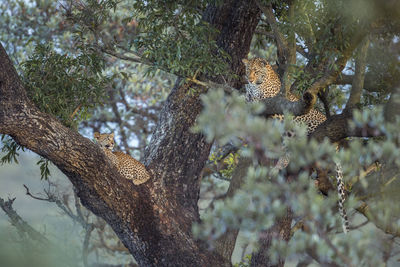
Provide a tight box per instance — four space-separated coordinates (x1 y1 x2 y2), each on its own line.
94 132 150 185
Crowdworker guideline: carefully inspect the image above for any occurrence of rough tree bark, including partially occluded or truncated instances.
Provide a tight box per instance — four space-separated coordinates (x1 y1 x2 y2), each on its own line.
0 1 260 266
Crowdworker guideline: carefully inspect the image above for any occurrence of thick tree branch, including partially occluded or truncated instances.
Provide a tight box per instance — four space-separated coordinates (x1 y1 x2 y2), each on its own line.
255 0 288 76
145 1 261 219
281 2 297 96
345 36 370 110
250 208 293 267
310 109 385 143
318 89 331 118
336 73 395 94
384 85 400 122
214 157 253 261
259 92 316 117
255 1 287 53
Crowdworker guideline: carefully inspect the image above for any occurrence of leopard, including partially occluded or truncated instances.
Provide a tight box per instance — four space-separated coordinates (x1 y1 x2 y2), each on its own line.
242 57 350 234
94 132 150 185
242 58 326 132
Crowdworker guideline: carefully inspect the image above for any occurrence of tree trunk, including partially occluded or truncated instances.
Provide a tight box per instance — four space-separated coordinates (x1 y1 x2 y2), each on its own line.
0 1 260 266
250 208 293 267
214 157 254 262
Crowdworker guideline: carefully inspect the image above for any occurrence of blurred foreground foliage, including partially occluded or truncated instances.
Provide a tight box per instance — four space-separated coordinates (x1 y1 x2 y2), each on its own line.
194 89 400 265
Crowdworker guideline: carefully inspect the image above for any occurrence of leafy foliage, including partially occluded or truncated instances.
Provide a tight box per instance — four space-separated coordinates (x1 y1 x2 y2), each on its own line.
0 135 24 164
209 149 240 179
37 157 51 180
234 254 251 267
194 89 400 265
131 1 231 78
22 44 108 128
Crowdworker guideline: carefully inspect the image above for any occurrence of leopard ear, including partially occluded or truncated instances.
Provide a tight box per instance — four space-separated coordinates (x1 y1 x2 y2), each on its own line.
260 59 268 67
242 58 249 66
109 133 115 139
94 132 100 138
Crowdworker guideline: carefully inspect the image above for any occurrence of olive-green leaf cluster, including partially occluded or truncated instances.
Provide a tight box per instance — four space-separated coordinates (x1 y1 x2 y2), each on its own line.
37 157 51 180
132 0 230 78
209 149 240 179
22 44 108 128
0 135 24 165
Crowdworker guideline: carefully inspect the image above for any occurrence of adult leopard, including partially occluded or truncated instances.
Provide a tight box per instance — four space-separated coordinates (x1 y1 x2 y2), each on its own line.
94 132 150 185
242 57 349 234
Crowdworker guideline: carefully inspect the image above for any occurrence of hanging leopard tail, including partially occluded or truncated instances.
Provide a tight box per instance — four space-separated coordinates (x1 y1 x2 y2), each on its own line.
335 161 350 234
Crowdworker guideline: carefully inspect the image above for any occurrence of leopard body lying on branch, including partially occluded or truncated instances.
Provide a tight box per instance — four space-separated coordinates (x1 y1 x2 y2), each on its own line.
242 57 349 234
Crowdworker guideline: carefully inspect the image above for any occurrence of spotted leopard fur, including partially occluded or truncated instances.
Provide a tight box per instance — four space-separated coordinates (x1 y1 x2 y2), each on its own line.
94 132 150 185
335 161 350 233
243 57 350 233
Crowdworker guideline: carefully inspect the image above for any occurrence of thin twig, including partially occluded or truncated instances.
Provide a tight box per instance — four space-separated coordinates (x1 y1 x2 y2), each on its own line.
70 104 82 119
0 197 50 244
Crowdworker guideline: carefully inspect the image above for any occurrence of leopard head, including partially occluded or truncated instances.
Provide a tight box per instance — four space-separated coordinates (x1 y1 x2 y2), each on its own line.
242 58 281 101
94 132 115 150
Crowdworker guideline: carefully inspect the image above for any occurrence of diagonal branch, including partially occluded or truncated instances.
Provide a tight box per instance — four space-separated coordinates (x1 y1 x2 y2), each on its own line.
356 202 400 238
310 109 385 143
335 73 396 94
301 17 375 99
281 2 297 96
0 197 50 245
302 12 316 49
255 0 288 72
306 53 353 97
255 29 308 58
